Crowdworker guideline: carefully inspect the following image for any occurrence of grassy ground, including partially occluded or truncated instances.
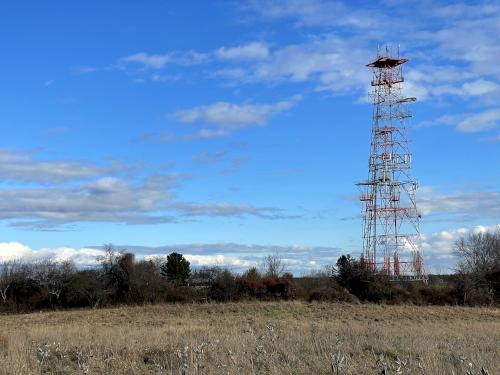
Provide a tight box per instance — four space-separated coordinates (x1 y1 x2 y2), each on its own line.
0 302 498 374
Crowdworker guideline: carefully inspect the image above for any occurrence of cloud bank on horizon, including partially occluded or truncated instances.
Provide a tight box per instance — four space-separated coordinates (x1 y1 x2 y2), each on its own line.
0 0 498 273
1 224 498 274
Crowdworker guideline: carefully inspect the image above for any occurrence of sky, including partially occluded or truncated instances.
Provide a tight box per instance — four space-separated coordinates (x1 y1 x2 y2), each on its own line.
0 0 498 274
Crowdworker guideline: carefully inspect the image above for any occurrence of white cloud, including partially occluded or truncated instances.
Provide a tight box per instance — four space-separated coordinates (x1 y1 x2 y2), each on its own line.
406 71 500 102
213 36 370 93
186 129 230 139
0 146 295 229
107 1 500 106
0 171 292 229
240 0 500 110
0 242 104 265
0 149 111 184
175 99 294 128
174 96 300 137
115 34 370 94
216 42 269 60
184 254 257 268
0 241 344 274
244 0 378 29
0 175 177 229
120 53 171 69
431 12 500 79
420 224 499 272
457 108 500 133
172 202 292 220
416 108 500 134
0 242 32 262
118 51 209 70
11 225 500 274
461 79 500 97
151 74 181 82
419 189 500 221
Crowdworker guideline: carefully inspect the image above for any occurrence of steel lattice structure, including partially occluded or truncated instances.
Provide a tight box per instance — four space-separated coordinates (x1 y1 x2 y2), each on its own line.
356 46 427 281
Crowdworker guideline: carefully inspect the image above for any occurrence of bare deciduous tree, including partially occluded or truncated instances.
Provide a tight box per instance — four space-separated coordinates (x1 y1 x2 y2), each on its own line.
34 260 75 301
0 261 20 303
455 229 500 304
262 254 286 278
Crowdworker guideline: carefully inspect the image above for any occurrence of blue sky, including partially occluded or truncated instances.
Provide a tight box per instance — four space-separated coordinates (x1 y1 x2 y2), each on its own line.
0 0 498 274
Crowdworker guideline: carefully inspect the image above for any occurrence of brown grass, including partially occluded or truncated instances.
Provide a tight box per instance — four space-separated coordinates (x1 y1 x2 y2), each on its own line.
0 302 498 374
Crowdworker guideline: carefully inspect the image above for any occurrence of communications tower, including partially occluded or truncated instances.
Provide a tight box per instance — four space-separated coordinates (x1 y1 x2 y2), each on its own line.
356 45 426 281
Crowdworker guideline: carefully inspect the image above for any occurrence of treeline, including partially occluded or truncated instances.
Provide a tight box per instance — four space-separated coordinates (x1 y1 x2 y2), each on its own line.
0 231 498 313
0 248 301 312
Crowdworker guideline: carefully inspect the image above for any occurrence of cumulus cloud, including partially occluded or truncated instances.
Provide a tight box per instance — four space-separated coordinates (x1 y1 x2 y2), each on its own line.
171 202 293 220
0 144 300 230
0 242 103 265
431 8 500 79
405 70 500 102
0 241 344 274
185 129 229 140
461 79 500 97
0 180 293 229
181 254 256 268
245 0 500 66
6 225 499 274
0 242 32 262
254 39 366 88
120 53 171 69
106 0 499 110
239 0 500 122
173 96 300 137
419 189 500 222
243 0 379 29
0 175 177 229
0 149 112 184
456 108 500 133
116 36 370 94
420 224 500 272
175 98 298 128
416 108 500 134
405 78 500 105
216 42 269 60
118 51 209 70
212 36 370 93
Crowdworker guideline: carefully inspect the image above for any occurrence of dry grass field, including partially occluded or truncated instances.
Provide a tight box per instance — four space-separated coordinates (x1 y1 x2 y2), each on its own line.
0 302 498 374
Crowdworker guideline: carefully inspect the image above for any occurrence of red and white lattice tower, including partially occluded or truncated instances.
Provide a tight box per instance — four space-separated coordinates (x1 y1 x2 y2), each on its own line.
356 45 427 281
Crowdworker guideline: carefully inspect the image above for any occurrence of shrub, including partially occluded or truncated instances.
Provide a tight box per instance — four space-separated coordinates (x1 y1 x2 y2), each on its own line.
209 269 238 302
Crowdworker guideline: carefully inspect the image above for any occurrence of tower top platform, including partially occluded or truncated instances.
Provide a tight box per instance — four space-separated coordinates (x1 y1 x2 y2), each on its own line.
366 56 408 68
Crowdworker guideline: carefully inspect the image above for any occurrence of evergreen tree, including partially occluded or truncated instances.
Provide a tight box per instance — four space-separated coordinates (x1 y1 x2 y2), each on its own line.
161 252 191 285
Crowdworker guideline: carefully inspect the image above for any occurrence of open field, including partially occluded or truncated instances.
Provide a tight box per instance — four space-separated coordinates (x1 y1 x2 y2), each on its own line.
0 302 498 374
